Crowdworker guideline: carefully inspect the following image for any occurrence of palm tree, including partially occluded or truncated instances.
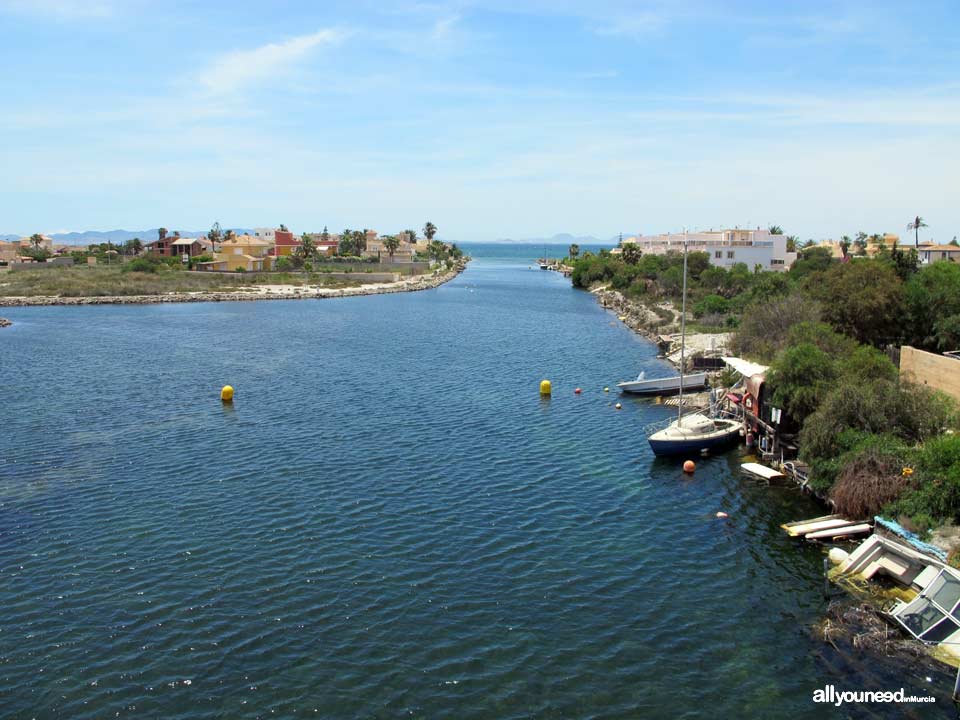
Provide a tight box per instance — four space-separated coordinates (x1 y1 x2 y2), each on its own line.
785 235 798 253
209 222 222 253
767 225 783 235
158 227 168 241
839 235 851 259
568 243 580 259
296 235 317 264
423 222 437 241
405 229 418 243
621 243 642 265
906 216 928 249
382 234 400 260
29 233 45 251
428 239 446 262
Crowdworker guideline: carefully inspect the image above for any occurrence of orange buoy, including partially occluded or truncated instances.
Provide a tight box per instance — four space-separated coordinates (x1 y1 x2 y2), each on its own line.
574 388 582 394
716 511 728 519
683 460 696 473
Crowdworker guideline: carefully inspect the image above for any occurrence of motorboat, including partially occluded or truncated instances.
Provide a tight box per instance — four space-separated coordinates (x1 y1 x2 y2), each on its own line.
648 412 741 456
618 370 708 395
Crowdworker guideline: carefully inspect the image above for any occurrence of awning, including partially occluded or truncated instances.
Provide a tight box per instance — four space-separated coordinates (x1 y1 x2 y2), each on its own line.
722 356 769 377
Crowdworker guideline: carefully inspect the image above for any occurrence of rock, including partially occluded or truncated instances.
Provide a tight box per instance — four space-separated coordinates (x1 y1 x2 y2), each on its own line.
0 317 10 327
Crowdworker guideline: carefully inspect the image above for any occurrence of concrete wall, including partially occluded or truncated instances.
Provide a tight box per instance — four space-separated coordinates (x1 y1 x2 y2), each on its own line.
900 346 960 402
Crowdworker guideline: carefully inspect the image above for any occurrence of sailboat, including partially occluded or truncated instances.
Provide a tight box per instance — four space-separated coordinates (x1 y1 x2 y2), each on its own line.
647 235 741 456
539 243 549 269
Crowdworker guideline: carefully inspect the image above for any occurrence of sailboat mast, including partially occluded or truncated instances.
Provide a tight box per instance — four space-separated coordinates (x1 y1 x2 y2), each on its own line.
678 234 688 423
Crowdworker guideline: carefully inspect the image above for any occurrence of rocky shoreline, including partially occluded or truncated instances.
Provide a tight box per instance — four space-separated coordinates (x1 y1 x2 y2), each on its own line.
0 262 468 307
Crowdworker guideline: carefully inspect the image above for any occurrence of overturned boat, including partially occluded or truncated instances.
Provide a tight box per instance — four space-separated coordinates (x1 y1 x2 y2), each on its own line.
831 533 960 665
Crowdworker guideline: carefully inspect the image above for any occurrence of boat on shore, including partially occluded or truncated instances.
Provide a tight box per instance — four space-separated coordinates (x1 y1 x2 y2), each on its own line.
617 370 708 395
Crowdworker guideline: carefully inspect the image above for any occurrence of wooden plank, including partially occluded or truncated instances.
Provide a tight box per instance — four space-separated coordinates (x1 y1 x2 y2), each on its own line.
805 523 872 540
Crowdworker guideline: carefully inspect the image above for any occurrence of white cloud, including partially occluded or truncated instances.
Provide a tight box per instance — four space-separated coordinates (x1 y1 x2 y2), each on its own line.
198 29 343 94
432 14 460 40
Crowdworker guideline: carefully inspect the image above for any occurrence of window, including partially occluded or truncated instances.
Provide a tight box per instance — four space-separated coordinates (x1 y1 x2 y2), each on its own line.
771 259 784 266
727 251 735 259
714 251 722 258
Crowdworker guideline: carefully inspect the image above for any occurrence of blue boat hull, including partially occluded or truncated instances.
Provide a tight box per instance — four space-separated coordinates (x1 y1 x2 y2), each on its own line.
648 429 740 456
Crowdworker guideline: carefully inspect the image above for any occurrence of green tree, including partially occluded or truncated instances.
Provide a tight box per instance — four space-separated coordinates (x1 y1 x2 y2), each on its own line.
568 243 580 259
621 243 642 265
158 227 168 241
768 343 837 422
298 234 317 261
768 225 783 235
853 232 868 256
338 229 356 256
905 262 960 350
208 222 222 253
383 234 400 260
785 235 798 253
405 229 418 243
321 226 330 242
906 215 928 249
806 259 905 346
423 222 437 241
428 239 446 263
839 235 851 259
29 233 45 251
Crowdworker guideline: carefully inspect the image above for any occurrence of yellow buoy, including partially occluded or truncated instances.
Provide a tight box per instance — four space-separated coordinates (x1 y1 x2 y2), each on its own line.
539 379 552 396
220 385 234 402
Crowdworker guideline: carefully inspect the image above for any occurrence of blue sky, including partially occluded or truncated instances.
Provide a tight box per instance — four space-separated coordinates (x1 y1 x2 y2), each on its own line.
1 1 958 242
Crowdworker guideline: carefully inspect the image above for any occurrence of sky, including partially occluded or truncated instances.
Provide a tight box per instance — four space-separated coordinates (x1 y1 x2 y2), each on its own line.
1 0 958 242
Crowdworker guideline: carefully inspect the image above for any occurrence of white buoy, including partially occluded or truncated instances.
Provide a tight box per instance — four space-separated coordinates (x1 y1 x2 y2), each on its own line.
828 547 849 566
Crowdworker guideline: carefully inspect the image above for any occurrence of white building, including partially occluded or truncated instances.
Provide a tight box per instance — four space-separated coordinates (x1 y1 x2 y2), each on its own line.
253 227 276 244
622 228 796 271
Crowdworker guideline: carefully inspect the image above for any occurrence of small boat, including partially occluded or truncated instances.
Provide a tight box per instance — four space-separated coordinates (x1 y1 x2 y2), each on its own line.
617 371 708 396
740 462 785 482
648 413 741 456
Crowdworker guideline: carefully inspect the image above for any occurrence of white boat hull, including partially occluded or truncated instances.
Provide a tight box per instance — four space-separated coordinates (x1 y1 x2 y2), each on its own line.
618 372 708 396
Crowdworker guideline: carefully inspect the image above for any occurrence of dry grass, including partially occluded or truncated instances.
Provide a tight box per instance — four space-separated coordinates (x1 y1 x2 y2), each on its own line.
829 446 910 518
0 266 365 297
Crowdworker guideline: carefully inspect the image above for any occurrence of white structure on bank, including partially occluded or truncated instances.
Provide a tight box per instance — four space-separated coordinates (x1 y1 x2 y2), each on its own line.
623 228 797 271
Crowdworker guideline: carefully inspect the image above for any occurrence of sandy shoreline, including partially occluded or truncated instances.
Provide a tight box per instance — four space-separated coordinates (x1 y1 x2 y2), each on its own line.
0 262 467 307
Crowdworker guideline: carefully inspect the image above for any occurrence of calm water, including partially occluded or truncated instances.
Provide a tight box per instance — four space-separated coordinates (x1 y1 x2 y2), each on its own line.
0 244 951 718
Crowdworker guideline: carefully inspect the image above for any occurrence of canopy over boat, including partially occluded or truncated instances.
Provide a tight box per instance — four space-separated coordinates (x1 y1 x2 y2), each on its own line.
721 356 769 378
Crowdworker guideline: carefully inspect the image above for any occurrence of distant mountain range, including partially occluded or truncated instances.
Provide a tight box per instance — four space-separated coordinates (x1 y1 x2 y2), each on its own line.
0 229 254 245
492 233 606 245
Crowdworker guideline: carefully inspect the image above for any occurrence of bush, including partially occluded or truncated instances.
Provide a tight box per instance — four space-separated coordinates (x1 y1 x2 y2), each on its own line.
731 293 821 362
887 434 960 525
122 256 164 274
693 294 730 317
235 266 246 273
830 440 911 517
275 256 292 271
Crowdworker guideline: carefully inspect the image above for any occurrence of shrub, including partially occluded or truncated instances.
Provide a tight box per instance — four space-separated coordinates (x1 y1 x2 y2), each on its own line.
693 294 730 317
731 293 821 362
122 256 164 274
235 266 246 273
830 441 911 518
